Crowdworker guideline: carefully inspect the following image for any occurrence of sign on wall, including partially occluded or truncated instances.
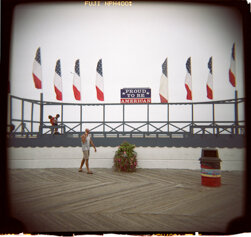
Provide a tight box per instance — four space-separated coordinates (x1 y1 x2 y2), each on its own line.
120 88 151 103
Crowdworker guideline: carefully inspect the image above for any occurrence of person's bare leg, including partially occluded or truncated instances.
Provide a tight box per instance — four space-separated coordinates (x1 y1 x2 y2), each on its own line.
85 159 93 174
79 159 85 172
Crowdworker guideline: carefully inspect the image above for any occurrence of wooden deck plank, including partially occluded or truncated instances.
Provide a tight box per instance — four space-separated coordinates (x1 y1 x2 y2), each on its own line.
8 168 244 233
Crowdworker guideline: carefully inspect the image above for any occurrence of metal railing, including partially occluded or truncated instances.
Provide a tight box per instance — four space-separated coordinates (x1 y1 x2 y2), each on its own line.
8 92 245 138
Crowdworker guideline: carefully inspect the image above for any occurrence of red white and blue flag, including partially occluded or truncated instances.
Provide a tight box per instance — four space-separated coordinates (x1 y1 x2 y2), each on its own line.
73 59 81 101
229 43 236 87
96 59 104 101
207 57 213 99
159 58 168 103
32 47 42 89
185 57 192 100
54 59 63 101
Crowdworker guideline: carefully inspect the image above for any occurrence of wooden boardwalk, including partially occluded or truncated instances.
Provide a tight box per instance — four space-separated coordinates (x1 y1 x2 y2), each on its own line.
8 168 244 233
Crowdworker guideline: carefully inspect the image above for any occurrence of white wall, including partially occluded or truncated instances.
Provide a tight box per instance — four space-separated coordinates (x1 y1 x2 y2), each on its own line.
8 147 245 171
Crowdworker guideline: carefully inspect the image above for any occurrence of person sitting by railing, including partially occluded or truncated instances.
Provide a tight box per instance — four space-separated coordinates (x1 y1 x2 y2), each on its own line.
48 114 60 134
7 124 15 134
54 114 60 134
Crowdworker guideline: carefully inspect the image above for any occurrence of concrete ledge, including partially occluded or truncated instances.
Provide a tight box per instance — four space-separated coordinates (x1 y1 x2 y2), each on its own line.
8 147 245 171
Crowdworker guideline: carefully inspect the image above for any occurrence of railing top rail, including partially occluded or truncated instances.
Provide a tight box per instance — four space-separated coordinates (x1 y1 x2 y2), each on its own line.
9 94 245 106
10 95 41 104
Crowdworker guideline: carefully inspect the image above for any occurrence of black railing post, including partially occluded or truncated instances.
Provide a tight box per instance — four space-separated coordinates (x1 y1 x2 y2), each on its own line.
103 104 105 134
167 104 169 133
61 104 63 134
80 105 82 134
10 95 12 127
39 93 44 136
191 103 194 134
21 99 24 136
31 102 34 135
212 103 215 135
147 103 149 134
234 90 239 134
123 104 125 134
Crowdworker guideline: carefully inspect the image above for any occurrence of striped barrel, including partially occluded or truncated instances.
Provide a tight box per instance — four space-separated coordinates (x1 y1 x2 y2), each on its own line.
201 164 221 187
199 149 221 187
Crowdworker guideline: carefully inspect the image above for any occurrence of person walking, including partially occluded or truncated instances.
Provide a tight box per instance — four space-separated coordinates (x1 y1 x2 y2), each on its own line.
79 128 97 174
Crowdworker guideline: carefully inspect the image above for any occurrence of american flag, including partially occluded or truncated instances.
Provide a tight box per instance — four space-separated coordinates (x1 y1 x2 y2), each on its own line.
159 58 168 103
96 59 104 101
207 57 213 99
185 57 192 100
54 59 63 101
73 59 81 101
229 43 236 87
32 47 42 89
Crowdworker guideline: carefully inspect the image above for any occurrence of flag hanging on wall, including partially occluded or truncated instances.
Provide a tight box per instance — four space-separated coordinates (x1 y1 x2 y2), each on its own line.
73 59 81 101
229 43 236 87
32 47 42 89
96 59 104 101
159 58 168 103
54 59 63 101
207 57 213 100
185 57 192 100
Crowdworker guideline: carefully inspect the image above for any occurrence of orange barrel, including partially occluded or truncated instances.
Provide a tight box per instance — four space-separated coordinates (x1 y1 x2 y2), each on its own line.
199 149 222 187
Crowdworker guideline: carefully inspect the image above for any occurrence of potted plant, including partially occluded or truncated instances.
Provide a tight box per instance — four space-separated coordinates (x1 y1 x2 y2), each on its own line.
114 141 137 172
